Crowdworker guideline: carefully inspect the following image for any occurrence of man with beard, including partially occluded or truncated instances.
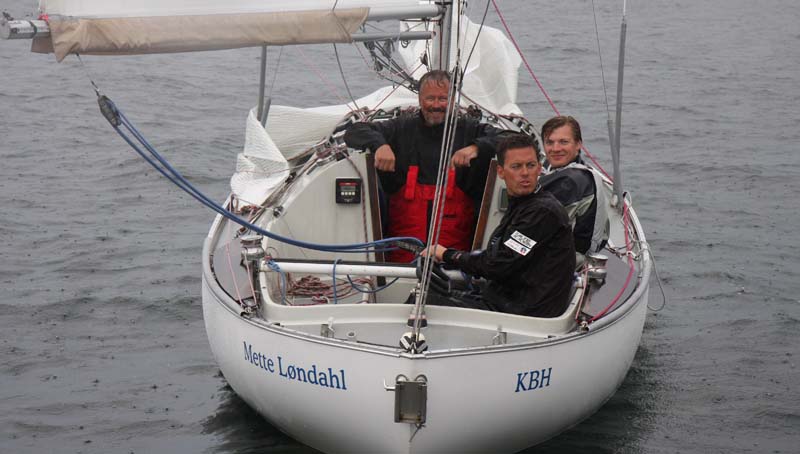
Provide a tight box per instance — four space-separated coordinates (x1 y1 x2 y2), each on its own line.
344 70 501 262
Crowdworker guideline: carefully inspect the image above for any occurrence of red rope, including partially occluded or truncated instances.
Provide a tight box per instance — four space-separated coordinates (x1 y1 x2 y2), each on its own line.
589 199 635 323
243 258 259 305
490 0 611 179
296 47 354 111
224 242 246 307
491 0 559 115
288 274 372 300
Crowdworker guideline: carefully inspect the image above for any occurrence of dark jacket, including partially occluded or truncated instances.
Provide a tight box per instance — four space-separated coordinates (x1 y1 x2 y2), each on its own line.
444 189 576 318
539 155 598 254
343 112 501 201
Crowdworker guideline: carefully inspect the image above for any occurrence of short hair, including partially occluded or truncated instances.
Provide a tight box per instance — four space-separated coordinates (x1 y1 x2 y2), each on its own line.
541 115 582 143
496 133 539 165
418 70 450 91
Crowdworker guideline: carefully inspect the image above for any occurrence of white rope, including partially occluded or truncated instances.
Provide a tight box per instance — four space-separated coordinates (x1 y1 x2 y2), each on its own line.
414 4 467 333
591 0 613 123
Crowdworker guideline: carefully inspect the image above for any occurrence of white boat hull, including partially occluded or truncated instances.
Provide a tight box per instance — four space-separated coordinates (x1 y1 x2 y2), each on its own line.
202 256 648 453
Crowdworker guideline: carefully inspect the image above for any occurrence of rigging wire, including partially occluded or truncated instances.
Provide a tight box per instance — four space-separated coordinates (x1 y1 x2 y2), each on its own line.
462 0 491 74
333 43 361 111
489 0 611 179
348 14 426 91
296 47 355 109
267 46 284 99
429 43 465 260
413 4 468 336
430 69 462 246
346 274 400 294
360 37 418 87
369 61 425 112
489 0 560 116
590 0 613 123
224 241 247 307
75 54 102 95
242 254 261 307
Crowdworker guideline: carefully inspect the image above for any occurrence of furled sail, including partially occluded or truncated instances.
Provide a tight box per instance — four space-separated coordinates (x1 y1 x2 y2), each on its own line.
33 0 436 61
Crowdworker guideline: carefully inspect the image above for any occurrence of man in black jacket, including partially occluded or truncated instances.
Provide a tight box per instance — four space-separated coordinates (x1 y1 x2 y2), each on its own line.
344 70 501 261
425 134 575 318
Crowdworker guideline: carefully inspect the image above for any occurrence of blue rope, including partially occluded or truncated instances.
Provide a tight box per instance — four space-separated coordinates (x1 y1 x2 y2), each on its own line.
265 260 287 304
99 95 424 254
346 274 400 294
332 258 341 304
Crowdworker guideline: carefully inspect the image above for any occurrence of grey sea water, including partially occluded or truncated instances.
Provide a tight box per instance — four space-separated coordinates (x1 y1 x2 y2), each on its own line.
1 0 798 452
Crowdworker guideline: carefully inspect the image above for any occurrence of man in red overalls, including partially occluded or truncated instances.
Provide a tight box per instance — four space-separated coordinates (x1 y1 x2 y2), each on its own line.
345 70 502 262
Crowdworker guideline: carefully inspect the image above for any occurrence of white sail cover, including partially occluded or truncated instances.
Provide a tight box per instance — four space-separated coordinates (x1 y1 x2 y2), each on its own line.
230 109 291 207
33 0 431 61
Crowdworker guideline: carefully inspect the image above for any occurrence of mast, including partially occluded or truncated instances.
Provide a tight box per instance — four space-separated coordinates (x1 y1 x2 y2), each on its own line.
437 0 453 70
611 1 628 207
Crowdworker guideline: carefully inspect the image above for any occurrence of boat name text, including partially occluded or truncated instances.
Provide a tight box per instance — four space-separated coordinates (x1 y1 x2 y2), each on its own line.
515 367 552 392
243 341 347 390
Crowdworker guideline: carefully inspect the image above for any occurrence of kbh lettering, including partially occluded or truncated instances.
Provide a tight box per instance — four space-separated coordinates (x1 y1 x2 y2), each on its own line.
515 367 552 392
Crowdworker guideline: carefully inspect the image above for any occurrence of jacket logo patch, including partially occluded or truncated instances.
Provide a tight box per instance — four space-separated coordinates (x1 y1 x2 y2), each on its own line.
504 238 531 256
511 230 536 249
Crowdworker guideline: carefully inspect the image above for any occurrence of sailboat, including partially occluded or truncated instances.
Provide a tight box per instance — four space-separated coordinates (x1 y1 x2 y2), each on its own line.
2 1 651 452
